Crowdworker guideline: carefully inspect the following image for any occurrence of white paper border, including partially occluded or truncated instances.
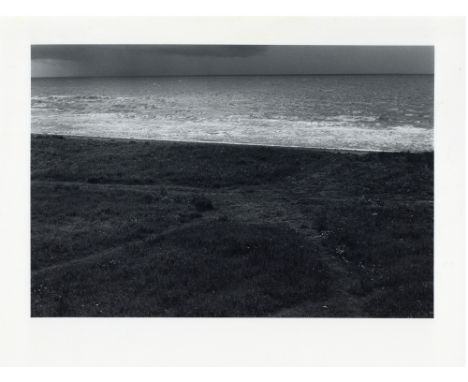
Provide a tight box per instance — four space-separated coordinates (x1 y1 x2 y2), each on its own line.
0 17 465 366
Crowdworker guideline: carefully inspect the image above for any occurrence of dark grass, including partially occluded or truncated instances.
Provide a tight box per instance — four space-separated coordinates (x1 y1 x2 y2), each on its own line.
321 202 433 317
31 134 433 197
32 221 330 317
31 134 433 317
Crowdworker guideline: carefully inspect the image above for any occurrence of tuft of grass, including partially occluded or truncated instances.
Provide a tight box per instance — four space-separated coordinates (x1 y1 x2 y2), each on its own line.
315 207 328 231
178 211 202 223
191 195 214 212
142 194 157 204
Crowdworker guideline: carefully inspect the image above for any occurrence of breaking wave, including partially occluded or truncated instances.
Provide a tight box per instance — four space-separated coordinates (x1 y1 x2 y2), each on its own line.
31 75 434 152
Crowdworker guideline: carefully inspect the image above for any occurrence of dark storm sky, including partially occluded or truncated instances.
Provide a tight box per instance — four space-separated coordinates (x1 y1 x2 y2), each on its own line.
31 45 434 77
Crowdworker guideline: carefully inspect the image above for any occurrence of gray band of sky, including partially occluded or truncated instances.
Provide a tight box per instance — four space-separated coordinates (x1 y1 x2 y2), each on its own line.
31 45 434 78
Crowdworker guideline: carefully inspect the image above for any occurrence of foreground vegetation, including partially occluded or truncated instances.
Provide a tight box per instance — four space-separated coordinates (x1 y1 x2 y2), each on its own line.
31 134 433 317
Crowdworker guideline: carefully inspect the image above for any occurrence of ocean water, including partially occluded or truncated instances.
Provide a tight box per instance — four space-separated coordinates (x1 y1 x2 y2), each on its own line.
31 75 433 152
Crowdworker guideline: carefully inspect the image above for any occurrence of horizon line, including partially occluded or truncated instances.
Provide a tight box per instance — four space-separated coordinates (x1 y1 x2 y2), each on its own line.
32 73 434 79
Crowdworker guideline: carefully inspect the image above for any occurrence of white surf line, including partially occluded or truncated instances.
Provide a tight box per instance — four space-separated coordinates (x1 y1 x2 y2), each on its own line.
32 133 433 154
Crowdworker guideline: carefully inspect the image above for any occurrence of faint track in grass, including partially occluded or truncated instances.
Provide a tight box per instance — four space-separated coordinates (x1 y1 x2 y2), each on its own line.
31 179 203 194
32 179 433 206
32 178 432 317
31 213 219 278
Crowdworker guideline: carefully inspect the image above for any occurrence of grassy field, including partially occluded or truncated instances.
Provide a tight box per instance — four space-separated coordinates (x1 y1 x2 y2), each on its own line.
31 134 433 317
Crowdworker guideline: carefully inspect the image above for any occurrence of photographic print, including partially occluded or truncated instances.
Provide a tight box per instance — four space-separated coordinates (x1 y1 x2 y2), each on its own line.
31 45 434 317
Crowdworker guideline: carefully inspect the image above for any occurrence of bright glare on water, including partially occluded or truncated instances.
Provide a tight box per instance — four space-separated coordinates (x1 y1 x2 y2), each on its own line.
31 75 433 152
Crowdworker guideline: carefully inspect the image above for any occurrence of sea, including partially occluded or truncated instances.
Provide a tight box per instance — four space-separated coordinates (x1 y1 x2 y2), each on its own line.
31 75 434 152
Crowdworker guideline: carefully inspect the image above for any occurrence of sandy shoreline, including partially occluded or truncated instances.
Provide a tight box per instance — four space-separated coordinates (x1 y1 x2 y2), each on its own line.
31 133 434 155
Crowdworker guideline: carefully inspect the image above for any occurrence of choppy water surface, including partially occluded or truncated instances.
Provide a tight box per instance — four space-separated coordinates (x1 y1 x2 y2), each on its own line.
32 75 433 152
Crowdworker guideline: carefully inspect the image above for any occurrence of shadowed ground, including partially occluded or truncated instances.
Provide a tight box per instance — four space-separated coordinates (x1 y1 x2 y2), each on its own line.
31 134 433 317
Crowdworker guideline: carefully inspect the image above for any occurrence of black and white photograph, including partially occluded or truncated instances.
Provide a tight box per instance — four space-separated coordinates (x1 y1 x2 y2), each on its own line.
0 12 466 369
30 44 435 317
